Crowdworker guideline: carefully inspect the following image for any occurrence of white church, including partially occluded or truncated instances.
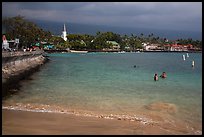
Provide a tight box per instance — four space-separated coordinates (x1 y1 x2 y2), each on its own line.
61 24 67 41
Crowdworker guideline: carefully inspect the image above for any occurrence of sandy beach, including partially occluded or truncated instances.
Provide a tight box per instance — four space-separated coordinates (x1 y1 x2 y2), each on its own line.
2 109 180 135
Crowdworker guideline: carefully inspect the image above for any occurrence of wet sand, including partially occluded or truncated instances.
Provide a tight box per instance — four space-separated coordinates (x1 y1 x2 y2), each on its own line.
2 109 177 135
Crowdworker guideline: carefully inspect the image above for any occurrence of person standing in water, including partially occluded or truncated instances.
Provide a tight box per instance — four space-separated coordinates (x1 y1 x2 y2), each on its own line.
192 60 195 67
154 73 158 81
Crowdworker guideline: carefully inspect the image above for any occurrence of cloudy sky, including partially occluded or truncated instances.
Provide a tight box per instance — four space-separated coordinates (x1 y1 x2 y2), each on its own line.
2 2 202 32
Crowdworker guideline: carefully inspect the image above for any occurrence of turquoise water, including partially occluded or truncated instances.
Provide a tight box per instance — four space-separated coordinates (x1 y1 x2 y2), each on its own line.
3 52 202 134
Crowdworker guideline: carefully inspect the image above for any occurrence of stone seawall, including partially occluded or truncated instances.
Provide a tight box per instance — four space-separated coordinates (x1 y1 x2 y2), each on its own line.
2 50 49 97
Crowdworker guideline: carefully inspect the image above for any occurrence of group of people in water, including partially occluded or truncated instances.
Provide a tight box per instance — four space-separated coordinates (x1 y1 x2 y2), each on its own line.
132 65 167 81
154 72 167 81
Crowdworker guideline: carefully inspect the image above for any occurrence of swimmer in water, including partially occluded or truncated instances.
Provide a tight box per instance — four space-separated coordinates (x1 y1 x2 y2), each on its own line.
160 72 167 78
154 73 158 81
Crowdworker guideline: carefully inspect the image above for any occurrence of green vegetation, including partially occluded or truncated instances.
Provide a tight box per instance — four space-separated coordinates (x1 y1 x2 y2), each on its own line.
2 16 202 51
2 15 52 49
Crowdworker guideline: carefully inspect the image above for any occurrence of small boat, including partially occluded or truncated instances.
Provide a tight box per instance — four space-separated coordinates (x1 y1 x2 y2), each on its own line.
70 50 88 53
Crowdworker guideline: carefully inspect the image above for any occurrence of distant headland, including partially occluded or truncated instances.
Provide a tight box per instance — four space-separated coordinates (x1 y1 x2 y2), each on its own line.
2 16 202 53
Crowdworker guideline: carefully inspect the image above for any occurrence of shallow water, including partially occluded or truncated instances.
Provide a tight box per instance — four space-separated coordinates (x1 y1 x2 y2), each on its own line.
3 52 202 134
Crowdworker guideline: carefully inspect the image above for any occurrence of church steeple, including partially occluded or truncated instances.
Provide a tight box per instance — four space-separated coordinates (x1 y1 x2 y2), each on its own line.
62 23 67 41
64 24 66 32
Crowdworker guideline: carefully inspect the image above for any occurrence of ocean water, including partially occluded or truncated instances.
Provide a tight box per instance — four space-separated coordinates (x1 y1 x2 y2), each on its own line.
3 52 202 134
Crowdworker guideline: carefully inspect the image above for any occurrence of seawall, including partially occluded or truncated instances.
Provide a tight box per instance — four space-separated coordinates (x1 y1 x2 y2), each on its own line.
2 50 49 98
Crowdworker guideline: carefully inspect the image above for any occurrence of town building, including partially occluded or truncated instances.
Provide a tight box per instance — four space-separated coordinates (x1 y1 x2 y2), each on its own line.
106 41 120 50
2 35 11 50
164 43 193 51
142 43 163 51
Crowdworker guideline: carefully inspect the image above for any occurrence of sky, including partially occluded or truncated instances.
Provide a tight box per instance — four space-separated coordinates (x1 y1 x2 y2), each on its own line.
2 2 202 33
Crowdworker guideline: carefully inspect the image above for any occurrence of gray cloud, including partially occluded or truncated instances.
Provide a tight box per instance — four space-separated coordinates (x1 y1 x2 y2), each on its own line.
2 2 202 32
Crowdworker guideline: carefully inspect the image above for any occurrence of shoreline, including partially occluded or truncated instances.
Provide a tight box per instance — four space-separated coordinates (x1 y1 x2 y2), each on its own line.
2 109 144 135
2 107 202 135
44 49 202 53
1 109 182 135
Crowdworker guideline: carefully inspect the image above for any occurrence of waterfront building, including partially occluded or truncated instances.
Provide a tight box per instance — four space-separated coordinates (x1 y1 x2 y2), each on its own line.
2 35 10 50
61 24 67 41
106 41 120 50
143 43 161 51
164 43 193 51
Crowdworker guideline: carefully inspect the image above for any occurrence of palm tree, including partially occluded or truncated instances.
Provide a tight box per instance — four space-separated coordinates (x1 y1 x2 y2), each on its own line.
96 31 101 36
139 33 144 42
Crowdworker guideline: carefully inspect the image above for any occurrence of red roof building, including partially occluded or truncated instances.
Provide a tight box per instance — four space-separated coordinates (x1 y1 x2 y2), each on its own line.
164 43 193 51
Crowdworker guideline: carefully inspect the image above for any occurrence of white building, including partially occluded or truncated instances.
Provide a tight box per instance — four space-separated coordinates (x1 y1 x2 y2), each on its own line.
2 35 10 50
143 43 160 51
61 24 67 41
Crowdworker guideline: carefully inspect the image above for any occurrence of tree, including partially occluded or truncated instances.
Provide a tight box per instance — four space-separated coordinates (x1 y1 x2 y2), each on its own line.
49 36 64 46
81 34 94 50
2 15 52 49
